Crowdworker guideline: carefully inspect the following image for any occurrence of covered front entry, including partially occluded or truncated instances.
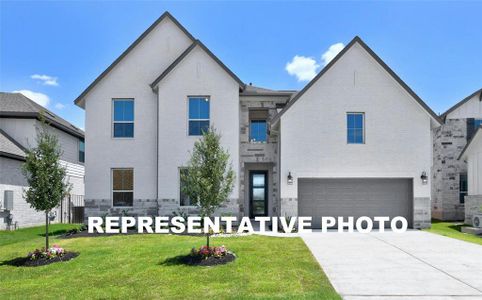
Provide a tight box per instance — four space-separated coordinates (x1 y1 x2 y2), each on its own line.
298 178 413 228
249 171 268 217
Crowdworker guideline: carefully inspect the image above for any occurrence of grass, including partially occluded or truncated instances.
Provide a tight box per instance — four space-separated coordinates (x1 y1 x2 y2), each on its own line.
424 220 482 246
0 224 340 299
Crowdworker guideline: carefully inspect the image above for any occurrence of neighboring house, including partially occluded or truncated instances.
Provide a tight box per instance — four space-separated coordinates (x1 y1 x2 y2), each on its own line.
432 88 482 221
75 12 440 228
459 127 482 225
0 92 85 229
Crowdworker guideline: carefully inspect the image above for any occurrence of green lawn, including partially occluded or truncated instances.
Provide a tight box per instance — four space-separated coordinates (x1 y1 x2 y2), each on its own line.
424 220 482 246
0 224 340 299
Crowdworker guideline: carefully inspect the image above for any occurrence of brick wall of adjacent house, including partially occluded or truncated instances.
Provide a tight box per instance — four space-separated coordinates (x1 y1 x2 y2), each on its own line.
432 119 467 221
465 195 482 226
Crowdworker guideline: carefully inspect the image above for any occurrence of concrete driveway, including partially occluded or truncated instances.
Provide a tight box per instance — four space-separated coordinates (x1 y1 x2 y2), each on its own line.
300 230 482 300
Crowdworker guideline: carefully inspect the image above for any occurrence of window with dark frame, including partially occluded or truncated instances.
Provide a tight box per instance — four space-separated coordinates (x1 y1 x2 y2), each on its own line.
112 169 133 207
79 139 85 163
249 109 268 143
347 113 365 144
113 99 134 138
179 168 191 206
459 173 467 204
188 97 210 136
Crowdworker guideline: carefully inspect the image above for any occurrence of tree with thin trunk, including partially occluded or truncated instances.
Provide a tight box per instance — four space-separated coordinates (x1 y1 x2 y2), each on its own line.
181 127 235 247
22 118 71 249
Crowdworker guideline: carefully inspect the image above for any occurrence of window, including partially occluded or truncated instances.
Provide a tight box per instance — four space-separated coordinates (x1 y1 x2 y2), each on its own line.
250 120 267 142
249 109 268 143
112 169 133 207
188 97 210 136
179 168 192 206
347 113 365 144
467 119 482 141
79 139 85 163
113 99 134 138
460 173 468 204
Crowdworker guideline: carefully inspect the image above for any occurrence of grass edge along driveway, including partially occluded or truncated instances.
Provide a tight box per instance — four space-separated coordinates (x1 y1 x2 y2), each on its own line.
0 224 340 299
424 220 482 246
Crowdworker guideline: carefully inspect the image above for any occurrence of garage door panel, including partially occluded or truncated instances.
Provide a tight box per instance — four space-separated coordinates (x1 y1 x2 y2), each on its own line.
298 178 413 228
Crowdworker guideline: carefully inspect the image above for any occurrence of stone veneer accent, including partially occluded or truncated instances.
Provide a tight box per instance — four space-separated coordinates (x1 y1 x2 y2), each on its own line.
239 96 288 217
432 119 467 221
84 198 240 221
413 197 431 229
465 195 482 226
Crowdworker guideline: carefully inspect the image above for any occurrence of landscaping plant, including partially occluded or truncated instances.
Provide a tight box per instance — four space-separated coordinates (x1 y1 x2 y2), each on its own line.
181 127 235 248
22 117 71 250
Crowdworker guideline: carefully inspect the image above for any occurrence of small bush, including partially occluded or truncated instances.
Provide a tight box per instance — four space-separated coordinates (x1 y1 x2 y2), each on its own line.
190 245 231 259
28 245 65 260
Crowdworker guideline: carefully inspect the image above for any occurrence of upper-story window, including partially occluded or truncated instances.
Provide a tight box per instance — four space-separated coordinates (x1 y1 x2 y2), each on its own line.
347 112 365 144
188 96 210 136
112 168 133 207
249 109 269 143
113 99 134 138
79 139 85 163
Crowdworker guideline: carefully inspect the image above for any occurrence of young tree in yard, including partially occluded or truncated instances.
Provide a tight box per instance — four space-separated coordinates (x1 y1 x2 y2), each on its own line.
181 127 235 247
22 119 71 249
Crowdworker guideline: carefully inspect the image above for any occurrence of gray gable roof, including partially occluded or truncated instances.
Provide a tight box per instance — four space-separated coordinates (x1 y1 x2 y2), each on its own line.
0 92 84 139
74 11 195 107
271 36 442 125
150 40 244 89
0 128 26 161
441 88 482 121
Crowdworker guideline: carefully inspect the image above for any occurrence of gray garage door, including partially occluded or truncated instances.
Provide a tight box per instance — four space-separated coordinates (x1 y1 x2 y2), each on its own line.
298 178 413 228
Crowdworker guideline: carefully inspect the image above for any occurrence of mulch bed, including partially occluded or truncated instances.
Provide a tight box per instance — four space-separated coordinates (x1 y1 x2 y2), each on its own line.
2 252 79 267
181 253 236 266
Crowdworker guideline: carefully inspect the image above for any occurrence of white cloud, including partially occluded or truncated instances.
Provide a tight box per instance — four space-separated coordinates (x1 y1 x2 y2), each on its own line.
31 74 59 86
321 43 345 66
285 55 320 81
13 90 51 107
55 103 66 110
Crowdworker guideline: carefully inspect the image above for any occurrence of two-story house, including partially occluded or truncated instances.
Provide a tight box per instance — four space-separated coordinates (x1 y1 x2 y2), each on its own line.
432 88 482 221
0 92 85 229
76 12 440 229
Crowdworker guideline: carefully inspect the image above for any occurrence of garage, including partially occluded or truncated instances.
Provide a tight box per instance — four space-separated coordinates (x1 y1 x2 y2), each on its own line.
298 178 413 228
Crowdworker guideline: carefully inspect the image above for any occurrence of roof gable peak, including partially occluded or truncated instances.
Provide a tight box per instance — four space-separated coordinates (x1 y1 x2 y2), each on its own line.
271 36 441 125
74 11 195 107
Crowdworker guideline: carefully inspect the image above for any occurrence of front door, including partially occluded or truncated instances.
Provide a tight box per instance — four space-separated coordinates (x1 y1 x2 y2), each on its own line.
250 171 268 217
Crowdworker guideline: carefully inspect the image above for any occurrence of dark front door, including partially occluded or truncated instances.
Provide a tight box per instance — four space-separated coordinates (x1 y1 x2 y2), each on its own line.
250 171 268 217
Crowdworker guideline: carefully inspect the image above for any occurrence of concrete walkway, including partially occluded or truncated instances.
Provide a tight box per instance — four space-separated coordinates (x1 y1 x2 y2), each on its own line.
300 230 482 300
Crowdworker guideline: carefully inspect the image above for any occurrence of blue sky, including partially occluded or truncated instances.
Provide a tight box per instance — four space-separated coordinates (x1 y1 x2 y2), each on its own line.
1 1 481 129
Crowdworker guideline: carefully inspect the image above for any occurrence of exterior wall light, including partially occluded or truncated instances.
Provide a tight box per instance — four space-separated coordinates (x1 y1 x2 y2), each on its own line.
421 171 428 185
287 172 293 185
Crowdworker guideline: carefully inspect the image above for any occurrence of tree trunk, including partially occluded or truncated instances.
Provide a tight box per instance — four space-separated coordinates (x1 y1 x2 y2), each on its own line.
206 232 210 248
45 211 49 249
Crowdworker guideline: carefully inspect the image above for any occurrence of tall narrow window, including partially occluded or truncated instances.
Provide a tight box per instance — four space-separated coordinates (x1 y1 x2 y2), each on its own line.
459 173 468 204
347 113 365 144
113 99 134 138
188 96 210 136
179 168 192 206
112 169 133 207
79 139 85 163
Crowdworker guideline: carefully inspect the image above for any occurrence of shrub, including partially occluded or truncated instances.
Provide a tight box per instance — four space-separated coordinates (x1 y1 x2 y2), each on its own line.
191 245 230 259
28 245 65 260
